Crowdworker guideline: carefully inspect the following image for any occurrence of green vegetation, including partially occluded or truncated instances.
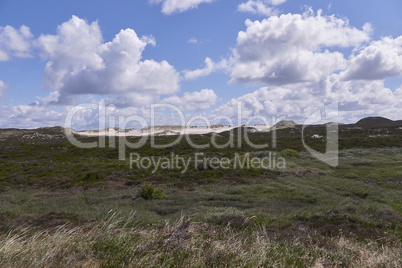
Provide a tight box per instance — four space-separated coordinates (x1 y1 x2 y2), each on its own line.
279 148 300 158
0 126 401 266
0 214 400 267
138 184 166 200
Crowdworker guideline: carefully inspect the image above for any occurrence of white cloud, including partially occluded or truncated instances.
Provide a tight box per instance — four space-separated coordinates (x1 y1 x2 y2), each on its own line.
36 16 180 105
0 103 63 129
0 80 8 97
238 0 287 17
230 11 371 86
183 57 228 80
341 36 402 80
162 89 217 111
37 91 61 105
183 57 215 80
213 74 402 124
0 88 217 128
238 1 279 17
3 9 402 129
188 38 198 44
104 92 156 108
212 86 318 123
0 25 33 61
396 85 402 96
268 0 286 5
150 0 214 15
3 76 401 129
187 37 210 45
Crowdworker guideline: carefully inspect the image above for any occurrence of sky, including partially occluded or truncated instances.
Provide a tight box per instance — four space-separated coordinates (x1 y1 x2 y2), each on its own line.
0 0 401 129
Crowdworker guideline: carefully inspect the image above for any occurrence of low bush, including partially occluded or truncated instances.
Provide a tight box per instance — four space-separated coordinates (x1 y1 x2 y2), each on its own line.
279 149 299 159
138 184 165 200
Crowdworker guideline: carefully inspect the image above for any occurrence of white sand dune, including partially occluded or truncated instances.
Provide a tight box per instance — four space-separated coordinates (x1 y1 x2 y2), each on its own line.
75 121 299 137
77 126 239 137
78 126 267 136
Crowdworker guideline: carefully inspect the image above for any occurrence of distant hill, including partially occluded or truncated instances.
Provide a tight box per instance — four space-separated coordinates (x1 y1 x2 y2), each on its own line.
271 120 298 130
0 126 68 141
2 116 402 138
354 117 402 129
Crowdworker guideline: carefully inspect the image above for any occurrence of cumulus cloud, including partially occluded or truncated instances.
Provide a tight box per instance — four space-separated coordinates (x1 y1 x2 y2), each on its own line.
150 0 214 15
36 16 180 105
213 74 401 124
0 103 63 129
183 58 215 80
396 85 402 96
183 57 228 80
230 11 371 86
3 77 400 129
238 0 284 16
212 86 318 123
0 25 33 61
341 36 402 80
162 89 217 111
0 80 8 97
3 9 401 129
104 92 156 108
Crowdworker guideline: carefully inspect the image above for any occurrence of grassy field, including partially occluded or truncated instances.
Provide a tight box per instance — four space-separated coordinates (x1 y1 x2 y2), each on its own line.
0 127 401 267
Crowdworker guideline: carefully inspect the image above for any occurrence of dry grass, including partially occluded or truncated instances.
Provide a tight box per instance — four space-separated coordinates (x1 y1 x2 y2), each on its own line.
0 213 400 267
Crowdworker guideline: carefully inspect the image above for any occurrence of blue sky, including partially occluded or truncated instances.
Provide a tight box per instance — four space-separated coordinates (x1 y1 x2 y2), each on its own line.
0 0 401 129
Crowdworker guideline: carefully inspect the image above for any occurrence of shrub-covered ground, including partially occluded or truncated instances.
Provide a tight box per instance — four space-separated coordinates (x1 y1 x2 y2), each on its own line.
0 127 401 267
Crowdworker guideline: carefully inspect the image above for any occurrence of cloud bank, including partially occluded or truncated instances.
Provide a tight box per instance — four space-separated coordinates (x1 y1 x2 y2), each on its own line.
162 89 217 111
1 9 402 129
213 75 402 124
